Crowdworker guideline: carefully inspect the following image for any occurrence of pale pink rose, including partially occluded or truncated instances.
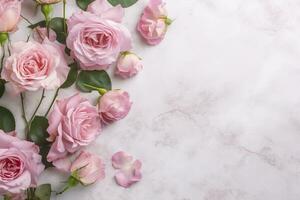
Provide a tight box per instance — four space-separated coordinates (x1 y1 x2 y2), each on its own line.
87 0 124 23
98 90 132 124
32 26 57 43
0 130 44 195
70 151 105 185
115 52 143 79
112 151 142 188
0 0 22 33
137 0 172 45
36 0 61 4
66 3 132 70
1 40 69 94
47 94 102 170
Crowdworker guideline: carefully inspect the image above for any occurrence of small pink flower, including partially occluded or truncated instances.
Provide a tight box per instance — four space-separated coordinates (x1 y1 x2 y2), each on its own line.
0 0 22 32
47 94 102 170
1 40 69 94
66 0 132 70
137 0 172 45
70 151 105 185
32 26 57 43
112 151 142 188
115 52 143 79
98 90 132 124
0 130 44 195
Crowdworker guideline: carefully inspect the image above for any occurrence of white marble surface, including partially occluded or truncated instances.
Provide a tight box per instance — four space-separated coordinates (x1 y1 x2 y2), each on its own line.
1 0 300 199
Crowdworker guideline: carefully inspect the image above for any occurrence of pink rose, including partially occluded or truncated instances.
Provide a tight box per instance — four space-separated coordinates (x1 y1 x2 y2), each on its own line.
70 151 105 185
115 52 143 79
0 130 44 195
32 26 57 43
137 0 172 45
98 90 132 124
66 0 132 70
0 0 22 33
47 94 102 169
1 40 69 94
112 151 142 188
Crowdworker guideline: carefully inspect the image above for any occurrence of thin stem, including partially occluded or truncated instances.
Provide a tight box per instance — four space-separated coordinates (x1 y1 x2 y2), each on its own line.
29 89 45 122
44 88 59 117
63 0 67 33
21 14 33 25
7 36 11 56
0 45 5 74
20 93 29 126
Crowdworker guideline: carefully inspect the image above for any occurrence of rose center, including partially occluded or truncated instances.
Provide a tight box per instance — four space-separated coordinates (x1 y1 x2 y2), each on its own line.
84 32 111 48
0 156 24 182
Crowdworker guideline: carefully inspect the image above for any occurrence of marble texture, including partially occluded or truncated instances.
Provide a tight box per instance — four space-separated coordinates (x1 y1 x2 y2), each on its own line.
1 0 300 199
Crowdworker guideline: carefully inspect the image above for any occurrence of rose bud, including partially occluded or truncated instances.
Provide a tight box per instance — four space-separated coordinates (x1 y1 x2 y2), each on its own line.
0 130 44 195
57 151 105 194
0 0 22 33
98 90 132 124
115 52 143 79
32 26 56 43
137 0 172 45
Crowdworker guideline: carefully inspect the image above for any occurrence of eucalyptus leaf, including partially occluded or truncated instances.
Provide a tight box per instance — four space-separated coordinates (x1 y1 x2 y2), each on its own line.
76 0 95 10
107 0 138 7
28 116 49 145
35 184 51 200
76 70 112 92
0 79 5 98
0 106 15 132
60 63 78 89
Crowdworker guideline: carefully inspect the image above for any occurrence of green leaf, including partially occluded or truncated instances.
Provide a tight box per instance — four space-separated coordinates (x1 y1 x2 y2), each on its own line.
76 70 112 93
60 63 79 89
40 145 53 168
28 116 49 145
0 106 15 132
107 0 138 7
49 17 67 44
35 184 51 200
0 79 5 98
76 0 95 10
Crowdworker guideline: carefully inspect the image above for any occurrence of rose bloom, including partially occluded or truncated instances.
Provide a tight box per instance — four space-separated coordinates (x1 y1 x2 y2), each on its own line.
66 0 132 70
0 130 44 195
98 90 132 124
71 151 105 185
47 94 102 169
1 40 69 94
115 52 143 79
137 0 172 45
0 0 22 33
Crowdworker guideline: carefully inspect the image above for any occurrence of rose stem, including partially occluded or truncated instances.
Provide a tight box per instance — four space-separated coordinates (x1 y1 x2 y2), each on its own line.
44 88 59 117
20 93 29 126
21 14 33 25
26 89 46 137
63 0 67 33
0 44 5 74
